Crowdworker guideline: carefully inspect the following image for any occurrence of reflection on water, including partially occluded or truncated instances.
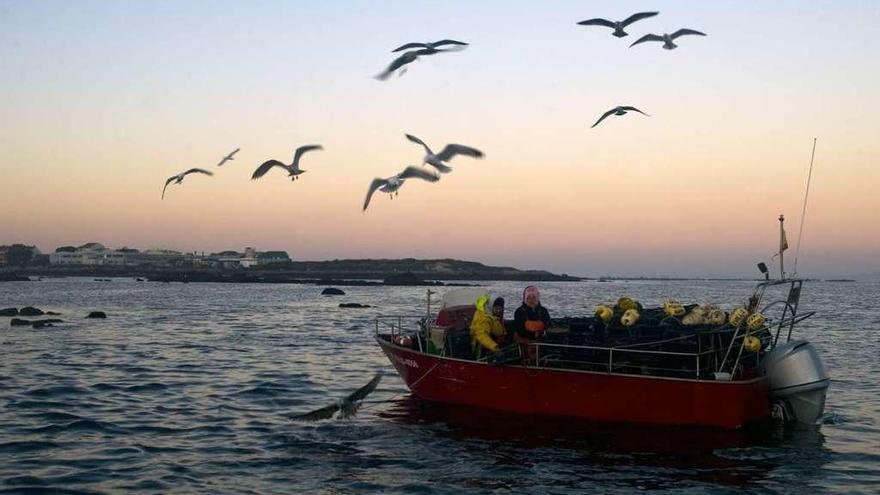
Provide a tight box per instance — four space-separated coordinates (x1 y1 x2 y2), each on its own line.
0 278 877 493
380 395 830 492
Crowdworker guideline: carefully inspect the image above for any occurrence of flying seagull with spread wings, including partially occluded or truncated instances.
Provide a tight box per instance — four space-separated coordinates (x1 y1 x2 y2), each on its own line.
363 166 440 211
591 106 650 128
577 11 659 38
405 134 483 174
251 145 323 181
391 39 468 52
289 372 383 421
630 29 706 49
216 148 240 167
162 168 213 199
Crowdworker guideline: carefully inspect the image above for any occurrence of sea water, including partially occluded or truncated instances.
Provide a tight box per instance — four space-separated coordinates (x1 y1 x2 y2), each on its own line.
1 279 877 494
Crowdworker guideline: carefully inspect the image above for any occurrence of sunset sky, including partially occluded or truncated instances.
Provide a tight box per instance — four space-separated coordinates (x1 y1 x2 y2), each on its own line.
1 0 878 278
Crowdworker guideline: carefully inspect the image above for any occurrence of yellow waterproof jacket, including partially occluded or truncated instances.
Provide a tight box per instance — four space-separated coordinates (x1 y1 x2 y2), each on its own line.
470 295 506 355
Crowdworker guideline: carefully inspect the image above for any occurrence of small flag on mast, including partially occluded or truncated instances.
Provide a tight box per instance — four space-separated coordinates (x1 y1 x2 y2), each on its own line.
780 225 789 253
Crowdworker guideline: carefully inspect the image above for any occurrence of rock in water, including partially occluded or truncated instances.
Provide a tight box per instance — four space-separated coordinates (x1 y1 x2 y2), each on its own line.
339 303 371 308
19 306 44 316
0 308 18 317
10 318 31 327
321 288 346 296
86 311 107 319
32 319 63 328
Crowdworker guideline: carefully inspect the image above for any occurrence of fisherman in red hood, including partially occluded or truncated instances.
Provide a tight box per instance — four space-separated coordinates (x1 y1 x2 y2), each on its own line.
512 286 552 362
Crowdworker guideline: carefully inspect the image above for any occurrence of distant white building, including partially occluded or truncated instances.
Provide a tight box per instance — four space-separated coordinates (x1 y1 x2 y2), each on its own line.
49 244 190 267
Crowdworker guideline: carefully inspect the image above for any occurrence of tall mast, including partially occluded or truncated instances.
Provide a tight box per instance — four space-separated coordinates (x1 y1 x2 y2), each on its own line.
793 138 818 277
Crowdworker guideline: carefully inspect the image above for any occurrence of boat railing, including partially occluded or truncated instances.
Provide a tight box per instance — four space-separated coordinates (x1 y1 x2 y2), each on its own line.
374 314 428 352
376 315 739 380
532 340 722 379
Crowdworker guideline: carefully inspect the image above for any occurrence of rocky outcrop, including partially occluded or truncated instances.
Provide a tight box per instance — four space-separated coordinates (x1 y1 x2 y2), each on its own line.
321 288 346 296
10 318 31 326
339 303 371 308
0 273 30 282
0 308 18 316
86 311 107 319
19 306 44 316
32 319 63 328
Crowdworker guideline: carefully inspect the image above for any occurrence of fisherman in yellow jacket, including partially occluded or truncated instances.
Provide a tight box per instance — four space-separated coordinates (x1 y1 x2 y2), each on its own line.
470 295 507 359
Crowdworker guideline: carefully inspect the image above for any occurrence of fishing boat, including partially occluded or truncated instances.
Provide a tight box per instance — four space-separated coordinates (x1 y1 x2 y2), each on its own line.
375 274 829 429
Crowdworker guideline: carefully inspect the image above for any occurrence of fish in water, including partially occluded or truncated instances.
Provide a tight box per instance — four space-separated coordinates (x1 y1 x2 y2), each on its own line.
289 372 383 421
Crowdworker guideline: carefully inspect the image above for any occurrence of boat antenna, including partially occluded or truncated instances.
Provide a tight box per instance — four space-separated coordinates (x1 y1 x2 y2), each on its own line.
792 138 818 277
778 214 786 280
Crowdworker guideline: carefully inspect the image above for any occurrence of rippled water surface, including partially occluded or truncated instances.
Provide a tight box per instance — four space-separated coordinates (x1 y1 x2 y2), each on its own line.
1 279 877 494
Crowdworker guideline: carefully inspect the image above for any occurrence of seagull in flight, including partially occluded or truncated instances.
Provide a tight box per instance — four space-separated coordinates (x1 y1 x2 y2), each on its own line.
591 106 650 128
630 29 706 49
363 166 440 211
251 145 323 181
405 134 484 174
577 12 659 38
375 47 450 81
391 39 468 52
216 148 240 166
162 168 213 199
289 372 383 421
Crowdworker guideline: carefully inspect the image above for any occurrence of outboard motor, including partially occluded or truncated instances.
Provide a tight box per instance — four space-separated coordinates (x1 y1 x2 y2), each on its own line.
763 340 830 425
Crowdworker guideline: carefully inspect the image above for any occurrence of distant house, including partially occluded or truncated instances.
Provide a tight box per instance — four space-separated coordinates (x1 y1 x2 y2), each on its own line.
257 251 291 265
215 251 242 257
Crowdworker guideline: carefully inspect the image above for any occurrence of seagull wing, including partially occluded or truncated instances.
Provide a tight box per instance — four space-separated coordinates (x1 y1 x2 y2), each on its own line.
670 28 706 39
293 144 323 167
376 52 418 80
431 39 468 48
591 108 618 128
218 148 241 165
363 178 388 211
405 133 433 155
619 106 650 116
577 18 616 28
435 144 484 162
288 403 341 422
251 160 286 180
621 11 659 27
399 165 440 182
345 372 383 403
425 161 453 174
161 176 175 200
184 168 213 176
629 33 664 47
392 42 429 53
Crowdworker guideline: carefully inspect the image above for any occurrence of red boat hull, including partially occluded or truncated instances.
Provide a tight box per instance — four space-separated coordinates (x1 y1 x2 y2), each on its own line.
378 338 770 429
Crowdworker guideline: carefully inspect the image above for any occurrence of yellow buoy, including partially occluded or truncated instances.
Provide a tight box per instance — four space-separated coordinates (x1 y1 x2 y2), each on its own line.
616 297 639 312
663 300 685 317
621 308 640 327
595 304 614 324
729 307 748 327
744 335 762 352
707 309 727 326
747 312 766 331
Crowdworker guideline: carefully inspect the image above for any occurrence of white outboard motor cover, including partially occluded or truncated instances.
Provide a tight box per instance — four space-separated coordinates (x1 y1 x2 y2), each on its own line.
763 340 830 425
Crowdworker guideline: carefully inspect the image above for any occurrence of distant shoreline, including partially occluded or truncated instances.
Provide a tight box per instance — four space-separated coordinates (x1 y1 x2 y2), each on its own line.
0 258 581 285
0 268 851 284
